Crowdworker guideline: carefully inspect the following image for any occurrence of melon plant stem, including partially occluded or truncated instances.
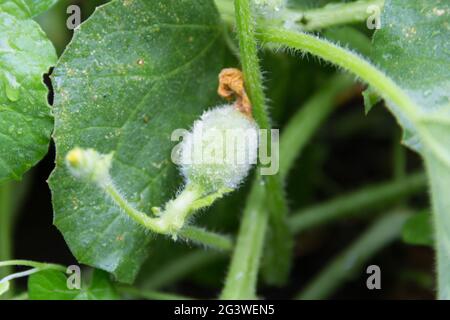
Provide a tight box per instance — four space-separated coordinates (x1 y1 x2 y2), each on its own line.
221 174 269 299
102 183 232 251
220 0 290 297
180 226 233 251
256 27 420 123
222 0 292 299
233 2 269 128
424 154 450 299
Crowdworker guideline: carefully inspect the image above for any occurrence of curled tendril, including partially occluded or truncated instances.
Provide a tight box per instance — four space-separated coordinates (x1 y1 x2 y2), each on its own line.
218 68 253 117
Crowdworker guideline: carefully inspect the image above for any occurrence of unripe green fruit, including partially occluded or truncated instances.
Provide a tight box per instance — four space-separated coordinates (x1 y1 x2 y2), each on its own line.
180 104 259 192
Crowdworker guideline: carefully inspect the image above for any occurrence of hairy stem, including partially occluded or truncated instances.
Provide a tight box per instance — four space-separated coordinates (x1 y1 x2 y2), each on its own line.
220 0 291 294
235 0 293 287
103 182 231 249
105 182 201 235
234 2 269 128
289 172 426 233
221 175 269 299
256 27 421 124
153 184 203 234
393 130 407 181
424 154 450 299
180 226 233 251
297 211 409 299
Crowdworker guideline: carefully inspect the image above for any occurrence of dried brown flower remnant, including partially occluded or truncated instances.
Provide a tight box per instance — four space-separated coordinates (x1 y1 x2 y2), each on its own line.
218 68 252 117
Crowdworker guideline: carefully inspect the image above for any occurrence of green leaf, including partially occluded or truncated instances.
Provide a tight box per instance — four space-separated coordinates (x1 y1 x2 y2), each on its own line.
22 0 59 17
28 270 79 300
371 0 450 298
28 269 119 300
0 0 59 18
0 4 56 183
402 211 433 247
81 269 119 300
49 0 226 283
372 0 450 152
